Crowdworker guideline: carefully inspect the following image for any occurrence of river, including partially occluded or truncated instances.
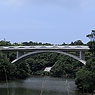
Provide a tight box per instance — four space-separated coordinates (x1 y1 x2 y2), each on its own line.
0 77 92 95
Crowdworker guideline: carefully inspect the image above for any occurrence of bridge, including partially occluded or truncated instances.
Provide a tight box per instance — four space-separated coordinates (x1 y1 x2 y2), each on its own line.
0 45 89 64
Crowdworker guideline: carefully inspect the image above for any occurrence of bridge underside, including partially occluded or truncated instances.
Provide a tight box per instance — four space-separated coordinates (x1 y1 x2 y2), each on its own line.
11 50 86 64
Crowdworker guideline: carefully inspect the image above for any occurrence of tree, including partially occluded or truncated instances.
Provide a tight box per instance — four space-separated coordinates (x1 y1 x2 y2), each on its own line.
86 30 95 41
87 41 95 55
87 30 95 56
50 55 83 78
0 41 11 46
0 52 16 80
21 42 30 46
75 69 95 93
75 57 95 93
12 42 21 46
50 60 65 77
70 40 84 45
15 61 31 79
75 31 95 93
62 42 67 45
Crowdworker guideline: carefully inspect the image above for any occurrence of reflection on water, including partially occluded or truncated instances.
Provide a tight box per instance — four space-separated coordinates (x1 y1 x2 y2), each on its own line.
0 77 92 95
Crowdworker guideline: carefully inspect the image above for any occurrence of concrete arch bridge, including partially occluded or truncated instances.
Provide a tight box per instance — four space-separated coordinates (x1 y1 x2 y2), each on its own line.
0 45 89 64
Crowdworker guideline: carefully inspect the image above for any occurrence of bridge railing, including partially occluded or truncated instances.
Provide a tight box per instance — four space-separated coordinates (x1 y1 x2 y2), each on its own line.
0 45 89 50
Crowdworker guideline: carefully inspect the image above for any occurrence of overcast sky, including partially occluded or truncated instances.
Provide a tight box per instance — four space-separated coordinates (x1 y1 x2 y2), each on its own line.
0 0 95 44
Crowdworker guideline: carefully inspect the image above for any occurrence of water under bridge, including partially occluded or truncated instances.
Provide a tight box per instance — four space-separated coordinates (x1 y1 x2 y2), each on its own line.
0 45 89 64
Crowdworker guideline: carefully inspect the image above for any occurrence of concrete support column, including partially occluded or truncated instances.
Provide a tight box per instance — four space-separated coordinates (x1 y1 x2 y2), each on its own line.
79 51 85 60
16 51 24 59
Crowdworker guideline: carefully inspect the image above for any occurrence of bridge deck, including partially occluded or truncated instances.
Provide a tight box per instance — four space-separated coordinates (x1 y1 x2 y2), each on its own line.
0 46 89 51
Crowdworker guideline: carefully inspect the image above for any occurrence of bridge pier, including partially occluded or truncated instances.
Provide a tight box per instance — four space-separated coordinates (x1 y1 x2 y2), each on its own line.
16 51 24 59
79 51 85 60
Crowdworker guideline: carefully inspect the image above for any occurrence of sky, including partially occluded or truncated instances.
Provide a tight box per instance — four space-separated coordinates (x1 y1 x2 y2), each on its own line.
0 0 95 44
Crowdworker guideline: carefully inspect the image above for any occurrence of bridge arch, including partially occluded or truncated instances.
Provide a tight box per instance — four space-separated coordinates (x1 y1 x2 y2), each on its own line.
11 50 86 64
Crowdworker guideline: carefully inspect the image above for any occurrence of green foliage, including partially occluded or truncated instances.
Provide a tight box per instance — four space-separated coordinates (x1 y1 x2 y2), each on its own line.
0 52 31 80
15 61 31 79
75 35 95 93
75 69 95 93
70 40 84 45
86 30 95 41
0 41 11 46
75 57 95 93
0 39 95 93
87 41 95 55
6 52 16 62
13 52 83 78
0 40 53 46
12 43 20 46
50 56 83 78
21 41 52 46
24 53 59 75
84 57 95 71
26 59 46 72
0 52 16 80
50 60 65 77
